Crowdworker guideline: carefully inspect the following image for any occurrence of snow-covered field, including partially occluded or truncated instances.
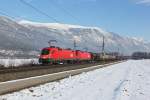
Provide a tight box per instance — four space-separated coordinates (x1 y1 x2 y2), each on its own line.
0 59 38 67
0 60 150 100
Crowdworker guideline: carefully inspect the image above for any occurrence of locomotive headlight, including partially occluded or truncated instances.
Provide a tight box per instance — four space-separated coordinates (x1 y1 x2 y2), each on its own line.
42 56 48 59
42 56 46 59
70 54 73 57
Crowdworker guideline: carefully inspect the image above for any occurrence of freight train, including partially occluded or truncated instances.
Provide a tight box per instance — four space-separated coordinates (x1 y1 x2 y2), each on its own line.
39 46 117 64
39 46 92 64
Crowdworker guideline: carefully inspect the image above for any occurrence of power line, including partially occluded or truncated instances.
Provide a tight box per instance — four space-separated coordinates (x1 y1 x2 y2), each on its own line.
20 0 60 23
0 10 17 20
49 0 80 23
0 11 10 17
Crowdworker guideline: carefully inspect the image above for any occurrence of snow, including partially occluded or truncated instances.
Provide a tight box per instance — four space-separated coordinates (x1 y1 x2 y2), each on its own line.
0 58 38 67
0 50 24 56
19 20 112 36
0 60 150 100
19 20 92 30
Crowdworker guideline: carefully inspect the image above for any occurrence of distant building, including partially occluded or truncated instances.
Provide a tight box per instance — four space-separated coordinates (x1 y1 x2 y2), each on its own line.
132 52 150 59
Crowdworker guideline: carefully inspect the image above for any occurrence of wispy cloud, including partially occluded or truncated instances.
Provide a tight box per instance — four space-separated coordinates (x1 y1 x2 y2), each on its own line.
135 0 150 5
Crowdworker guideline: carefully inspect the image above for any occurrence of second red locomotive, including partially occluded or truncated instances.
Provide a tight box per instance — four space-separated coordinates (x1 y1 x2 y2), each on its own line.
39 46 92 64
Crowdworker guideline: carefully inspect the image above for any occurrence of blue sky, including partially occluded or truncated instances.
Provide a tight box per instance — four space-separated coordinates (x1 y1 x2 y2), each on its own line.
0 0 150 41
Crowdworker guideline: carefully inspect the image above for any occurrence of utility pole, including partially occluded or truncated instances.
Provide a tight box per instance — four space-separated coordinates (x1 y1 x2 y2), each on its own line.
102 36 105 56
96 36 105 54
73 40 77 50
48 40 57 47
84 40 88 52
96 36 106 61
117 47 120 56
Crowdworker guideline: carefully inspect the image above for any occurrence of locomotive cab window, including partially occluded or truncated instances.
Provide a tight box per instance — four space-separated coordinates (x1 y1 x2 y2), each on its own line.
41 49 49 55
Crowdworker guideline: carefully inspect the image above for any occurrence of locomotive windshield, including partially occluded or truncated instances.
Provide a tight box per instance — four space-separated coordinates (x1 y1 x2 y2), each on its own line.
41 49 49 55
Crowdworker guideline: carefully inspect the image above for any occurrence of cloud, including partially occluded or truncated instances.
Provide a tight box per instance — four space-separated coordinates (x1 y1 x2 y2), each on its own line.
135 0 150 5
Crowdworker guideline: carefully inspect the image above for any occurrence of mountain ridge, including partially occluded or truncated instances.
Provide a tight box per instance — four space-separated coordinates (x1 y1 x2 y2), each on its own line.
0 16 149 57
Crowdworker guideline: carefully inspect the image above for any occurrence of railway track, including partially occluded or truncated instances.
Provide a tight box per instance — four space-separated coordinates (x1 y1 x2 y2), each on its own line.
0 61 117 82
0 61 124 95
0 60 118 73
0 64 72 74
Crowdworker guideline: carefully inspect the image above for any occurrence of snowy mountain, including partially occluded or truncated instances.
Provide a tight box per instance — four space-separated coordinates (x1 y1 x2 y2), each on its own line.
0 16 150 57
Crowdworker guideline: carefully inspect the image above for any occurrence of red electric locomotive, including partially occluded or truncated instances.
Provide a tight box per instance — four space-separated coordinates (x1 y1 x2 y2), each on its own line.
39 46 92 64
75 50 91 60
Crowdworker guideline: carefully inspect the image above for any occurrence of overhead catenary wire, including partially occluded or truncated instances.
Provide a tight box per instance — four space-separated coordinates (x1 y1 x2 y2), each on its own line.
0 0 80 24
19 0 61 23
49 0 80 24
0 10 17 20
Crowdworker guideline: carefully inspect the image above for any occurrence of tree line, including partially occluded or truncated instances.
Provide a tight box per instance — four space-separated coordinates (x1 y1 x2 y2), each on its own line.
132 52 150 59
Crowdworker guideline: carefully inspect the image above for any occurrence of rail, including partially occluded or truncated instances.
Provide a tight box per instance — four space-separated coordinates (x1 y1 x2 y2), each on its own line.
0 61 124 95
